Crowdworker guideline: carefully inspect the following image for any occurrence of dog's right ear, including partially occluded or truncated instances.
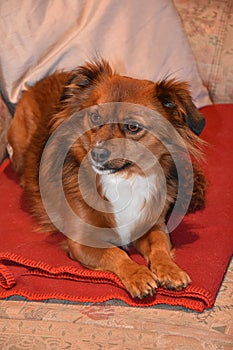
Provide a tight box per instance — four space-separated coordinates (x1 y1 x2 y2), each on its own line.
60 59 113 102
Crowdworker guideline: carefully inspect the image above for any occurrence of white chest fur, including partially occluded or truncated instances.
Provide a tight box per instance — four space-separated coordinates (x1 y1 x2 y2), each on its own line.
100 173 159 245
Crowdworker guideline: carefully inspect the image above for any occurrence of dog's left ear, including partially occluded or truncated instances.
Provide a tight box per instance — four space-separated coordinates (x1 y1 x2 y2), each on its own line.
155 79 205 135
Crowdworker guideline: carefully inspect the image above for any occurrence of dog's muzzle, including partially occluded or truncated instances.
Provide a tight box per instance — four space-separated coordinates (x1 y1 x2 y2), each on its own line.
90 146 132 174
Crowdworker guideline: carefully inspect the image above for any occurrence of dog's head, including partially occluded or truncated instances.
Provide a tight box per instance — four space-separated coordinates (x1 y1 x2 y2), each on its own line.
51 59 205 176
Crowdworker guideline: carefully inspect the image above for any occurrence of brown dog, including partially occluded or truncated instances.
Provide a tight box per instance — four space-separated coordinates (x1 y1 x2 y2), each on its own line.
8 59 206 298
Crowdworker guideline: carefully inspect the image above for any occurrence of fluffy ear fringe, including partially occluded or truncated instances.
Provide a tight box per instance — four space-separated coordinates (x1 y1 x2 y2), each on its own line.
59 58 113 106
155 79 206 136
66 58 113 89
154 79 207 163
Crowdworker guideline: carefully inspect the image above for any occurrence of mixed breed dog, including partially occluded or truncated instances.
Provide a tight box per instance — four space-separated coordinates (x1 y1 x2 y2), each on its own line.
7 59 206 299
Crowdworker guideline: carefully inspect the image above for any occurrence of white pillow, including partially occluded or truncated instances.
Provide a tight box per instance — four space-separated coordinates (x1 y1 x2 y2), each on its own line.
0 0 211 107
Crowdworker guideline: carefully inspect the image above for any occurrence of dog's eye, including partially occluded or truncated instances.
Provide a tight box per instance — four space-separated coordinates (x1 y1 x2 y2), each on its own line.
125 122 143 134
89 112 101 125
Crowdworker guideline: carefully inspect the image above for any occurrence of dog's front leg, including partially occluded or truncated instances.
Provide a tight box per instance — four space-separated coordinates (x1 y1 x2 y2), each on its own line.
134 229 191 291
67 239 157 299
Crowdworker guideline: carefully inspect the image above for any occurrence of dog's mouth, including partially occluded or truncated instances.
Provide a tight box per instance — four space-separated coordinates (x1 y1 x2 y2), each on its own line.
91 159 133 175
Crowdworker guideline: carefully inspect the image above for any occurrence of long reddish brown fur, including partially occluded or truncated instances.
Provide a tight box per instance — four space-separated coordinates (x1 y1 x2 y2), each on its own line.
8 59 206 298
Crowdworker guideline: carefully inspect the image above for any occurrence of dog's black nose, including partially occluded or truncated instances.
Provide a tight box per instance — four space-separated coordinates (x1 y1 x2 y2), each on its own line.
91 147 111 163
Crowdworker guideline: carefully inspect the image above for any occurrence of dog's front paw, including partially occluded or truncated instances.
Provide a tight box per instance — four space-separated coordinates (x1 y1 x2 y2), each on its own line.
121 264 158 299
151 262 191 291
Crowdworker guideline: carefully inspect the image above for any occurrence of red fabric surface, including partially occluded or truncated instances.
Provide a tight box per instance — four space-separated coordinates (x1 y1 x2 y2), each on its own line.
0 104 232 312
